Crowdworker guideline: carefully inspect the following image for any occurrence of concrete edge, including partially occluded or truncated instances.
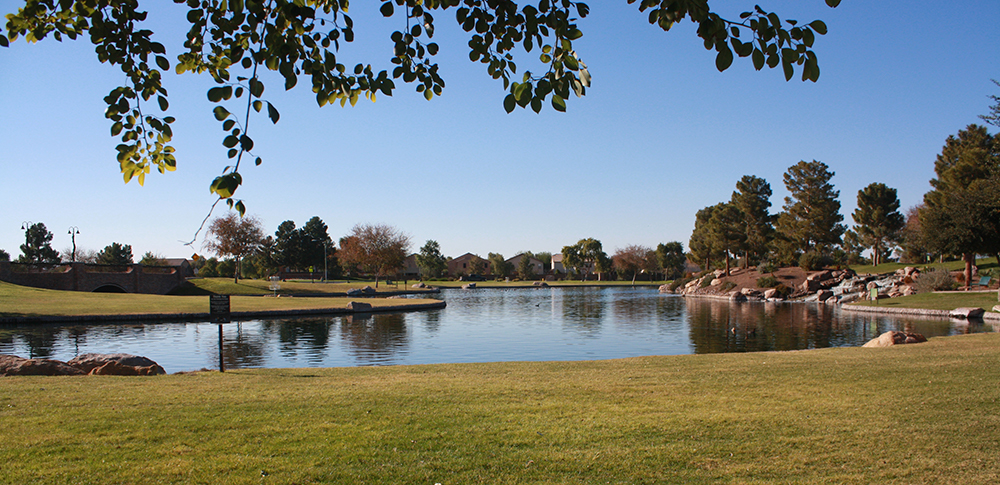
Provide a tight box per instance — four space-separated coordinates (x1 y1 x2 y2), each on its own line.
842 304 1000 321
0 301 446 325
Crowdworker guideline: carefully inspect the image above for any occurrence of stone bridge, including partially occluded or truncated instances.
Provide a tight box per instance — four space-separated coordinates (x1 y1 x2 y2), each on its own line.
0 261 188 295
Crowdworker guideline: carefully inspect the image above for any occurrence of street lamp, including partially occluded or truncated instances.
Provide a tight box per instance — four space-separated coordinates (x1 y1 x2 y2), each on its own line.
310 238 330 282
20 221 33 231
68 226 80 262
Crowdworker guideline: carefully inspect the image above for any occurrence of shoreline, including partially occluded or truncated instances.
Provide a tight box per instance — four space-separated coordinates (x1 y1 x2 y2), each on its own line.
0 301 446 326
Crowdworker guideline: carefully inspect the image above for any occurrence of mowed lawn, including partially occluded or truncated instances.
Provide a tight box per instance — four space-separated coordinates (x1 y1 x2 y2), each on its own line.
0 281 441 318
2 333 997 484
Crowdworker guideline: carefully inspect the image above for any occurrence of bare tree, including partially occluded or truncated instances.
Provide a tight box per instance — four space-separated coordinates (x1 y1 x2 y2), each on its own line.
204 212 265 283
338 224 411 288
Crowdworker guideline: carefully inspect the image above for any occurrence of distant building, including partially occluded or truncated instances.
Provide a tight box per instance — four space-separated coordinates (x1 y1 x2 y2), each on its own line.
551 253 567 274
402 254 420 278
447 252 490 277
505 253 545 276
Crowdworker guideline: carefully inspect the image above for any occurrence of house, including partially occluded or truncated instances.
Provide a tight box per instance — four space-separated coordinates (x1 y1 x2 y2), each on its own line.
505 253 545 276
163 258 195 278
551 253 567 274
402 254 420 278
447 252 490 277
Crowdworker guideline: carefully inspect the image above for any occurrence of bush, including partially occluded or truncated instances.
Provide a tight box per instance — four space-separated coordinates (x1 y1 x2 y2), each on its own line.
699 275 716 288
772 283 792 298
756 275 779 288
798 251 831 271
757 260 777 274
668 276 693 292
720 281 737 292
914 268 958 292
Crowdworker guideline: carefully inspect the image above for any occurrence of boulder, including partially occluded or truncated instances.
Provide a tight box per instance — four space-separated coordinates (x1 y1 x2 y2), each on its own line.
729 292 747 302
462 283 476 289
993 305 1000 313
800 279 822 293
710 278 722 286
816 289 834 302
89 360 165 376
0 355 85 376
411 282 427 289
658 284 672 293
532 281 549 287
762 288 778 300
347 301 373 311
67 353 163 374
807 270 832 282
949 307 985 319
863 331 927 348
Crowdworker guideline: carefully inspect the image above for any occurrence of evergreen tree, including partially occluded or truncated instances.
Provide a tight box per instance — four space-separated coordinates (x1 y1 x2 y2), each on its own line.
688 205 723 271
708 202 745 276
17 223 60 264
852 182 904 266
488 253 512 278
774 160 845 259
96 242 134 265
655 242 686 280
921 125 1000 287
416 240 447 279
516 253 536 280
0 248 9 262
730 175 774 267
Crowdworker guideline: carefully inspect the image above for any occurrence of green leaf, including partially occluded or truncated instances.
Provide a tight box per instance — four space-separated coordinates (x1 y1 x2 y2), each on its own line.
207 87 225 102
213 106 230 121
267 102 280 124
223 119 235 131
808 20 828 35
551 95 566 112
752 49 765 70
111 122 123 136
223 135 239 148
825 0 841 8
155 56 169 71
240 135 253 151
715 47 734 72
503 94 516 113
234 200 246 216
380 2 393 17
157 95 168 111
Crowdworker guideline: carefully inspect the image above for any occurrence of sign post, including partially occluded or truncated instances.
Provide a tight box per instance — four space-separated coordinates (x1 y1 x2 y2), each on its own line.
210 295 231 372
870 287 879 305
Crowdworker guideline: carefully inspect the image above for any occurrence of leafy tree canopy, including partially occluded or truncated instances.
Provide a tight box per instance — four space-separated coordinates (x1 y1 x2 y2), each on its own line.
2 0 838 216
0 248 10 262
655 241 685 279
204 212 265 282
338 223 410 287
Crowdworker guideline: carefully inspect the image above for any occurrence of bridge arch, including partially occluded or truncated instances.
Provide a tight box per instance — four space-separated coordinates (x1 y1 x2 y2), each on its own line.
92 284 128 293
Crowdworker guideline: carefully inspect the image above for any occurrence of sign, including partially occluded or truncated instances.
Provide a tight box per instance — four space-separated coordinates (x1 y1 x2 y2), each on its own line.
210 295 231 323
869 287 879 304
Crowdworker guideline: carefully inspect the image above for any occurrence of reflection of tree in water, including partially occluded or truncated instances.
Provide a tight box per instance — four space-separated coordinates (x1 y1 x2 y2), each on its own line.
686 300 844 353
337 313 409 364
556 288 606 337
217 322 269 369
419 309 443 333
0 325 62 359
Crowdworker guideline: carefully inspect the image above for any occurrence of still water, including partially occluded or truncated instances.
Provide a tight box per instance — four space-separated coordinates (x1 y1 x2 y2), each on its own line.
1 287 993 373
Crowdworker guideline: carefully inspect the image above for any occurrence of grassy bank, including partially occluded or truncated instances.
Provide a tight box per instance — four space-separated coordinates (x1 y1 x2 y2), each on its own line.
430 279 665 288
849 258 998 276
2 333 997 483
0 281 441 318
850 290 999 311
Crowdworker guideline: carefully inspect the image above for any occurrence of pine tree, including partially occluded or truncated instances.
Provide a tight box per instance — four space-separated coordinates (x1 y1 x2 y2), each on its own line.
774 160 845 261
730 175 774 267
852 183 904 266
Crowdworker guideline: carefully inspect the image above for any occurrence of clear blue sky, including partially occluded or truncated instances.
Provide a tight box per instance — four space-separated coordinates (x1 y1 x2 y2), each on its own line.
1 1 998 261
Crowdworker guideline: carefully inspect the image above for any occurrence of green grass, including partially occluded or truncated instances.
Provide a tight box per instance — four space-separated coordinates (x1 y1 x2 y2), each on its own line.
0 281 442 318
173 278 441 296
2 333 998 483
430 279 666 288
851 290 999 311
850 258 999 276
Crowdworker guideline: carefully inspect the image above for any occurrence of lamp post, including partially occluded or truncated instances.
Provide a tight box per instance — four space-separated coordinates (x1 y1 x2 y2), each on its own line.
67 226 80 262
20 221 33 231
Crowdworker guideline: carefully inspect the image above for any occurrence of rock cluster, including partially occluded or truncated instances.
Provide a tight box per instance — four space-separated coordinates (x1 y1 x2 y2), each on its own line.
662 266 928 305
346 286 377 296
862 331 928 348
1 353 165 376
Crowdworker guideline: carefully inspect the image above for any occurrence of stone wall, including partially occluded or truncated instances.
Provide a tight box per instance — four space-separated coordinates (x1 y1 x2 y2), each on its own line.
0 261 185 295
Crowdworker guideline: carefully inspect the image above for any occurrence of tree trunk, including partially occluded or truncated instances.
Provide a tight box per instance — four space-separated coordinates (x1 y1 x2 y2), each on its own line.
724 250 731 277
234 257 240 284
964 253 973 291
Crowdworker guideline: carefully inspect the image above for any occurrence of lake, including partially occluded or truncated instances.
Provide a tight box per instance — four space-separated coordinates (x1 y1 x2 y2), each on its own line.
1 287 993 373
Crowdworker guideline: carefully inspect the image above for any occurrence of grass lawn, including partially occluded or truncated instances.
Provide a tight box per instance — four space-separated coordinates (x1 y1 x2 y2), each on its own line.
430 279 666 288
0 281 442 318
850 257 999 276
850 290 999 311
2 333 997 483
177 277 667 294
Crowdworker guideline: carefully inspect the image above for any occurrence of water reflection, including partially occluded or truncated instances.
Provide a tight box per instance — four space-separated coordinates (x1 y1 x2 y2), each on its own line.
0 288 994 372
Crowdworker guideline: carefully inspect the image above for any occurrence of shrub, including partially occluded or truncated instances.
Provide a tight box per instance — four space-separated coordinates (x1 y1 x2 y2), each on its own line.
756 275 779 288
772 283 792 298
914 268 958 292
757 260 777 275
668 276 693 292
699 275 716 288
720 281 737 292
798 251 831 271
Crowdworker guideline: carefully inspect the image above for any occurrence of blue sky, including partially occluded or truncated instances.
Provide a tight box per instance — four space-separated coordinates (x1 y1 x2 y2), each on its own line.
1 1 998 261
